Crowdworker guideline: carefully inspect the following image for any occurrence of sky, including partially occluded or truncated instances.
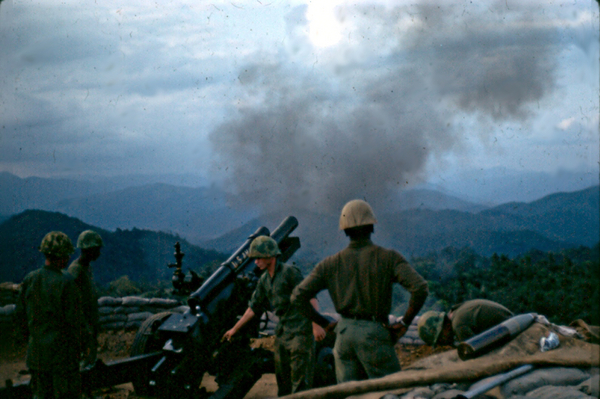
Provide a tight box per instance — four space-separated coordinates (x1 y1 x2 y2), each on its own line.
0 0 598 211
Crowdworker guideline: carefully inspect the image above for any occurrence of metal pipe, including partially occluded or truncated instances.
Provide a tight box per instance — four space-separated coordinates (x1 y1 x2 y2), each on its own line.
455 364 534 399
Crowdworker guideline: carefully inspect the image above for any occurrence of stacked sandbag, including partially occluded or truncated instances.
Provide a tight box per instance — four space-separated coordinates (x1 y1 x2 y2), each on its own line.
362 367 597 399
98 296 189 331
397 315 425 345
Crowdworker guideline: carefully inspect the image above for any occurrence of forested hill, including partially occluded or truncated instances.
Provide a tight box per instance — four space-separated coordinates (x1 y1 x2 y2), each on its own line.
0 210 225 285
412 244 600 325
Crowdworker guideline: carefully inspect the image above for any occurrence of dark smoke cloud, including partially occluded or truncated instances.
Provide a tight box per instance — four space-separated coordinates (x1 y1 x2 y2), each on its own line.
209 3 561 214
410 3 558 121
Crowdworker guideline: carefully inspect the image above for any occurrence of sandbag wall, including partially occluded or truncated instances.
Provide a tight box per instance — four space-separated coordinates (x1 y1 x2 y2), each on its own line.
98 296 190 330
0 293 189 331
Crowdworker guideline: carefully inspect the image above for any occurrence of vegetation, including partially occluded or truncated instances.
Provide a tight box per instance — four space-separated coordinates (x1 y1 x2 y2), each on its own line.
413 244 600 325
104 276 142 297
0 210 226 285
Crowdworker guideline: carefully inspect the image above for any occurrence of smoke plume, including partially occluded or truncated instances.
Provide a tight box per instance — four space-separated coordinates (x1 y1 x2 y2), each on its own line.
209 2 559 214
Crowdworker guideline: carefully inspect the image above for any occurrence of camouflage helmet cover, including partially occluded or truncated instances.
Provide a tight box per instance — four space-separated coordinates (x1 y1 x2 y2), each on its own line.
249 236 281 258
39 231 75 258
77 230 104 249
417 311 446 347
339 199 377 230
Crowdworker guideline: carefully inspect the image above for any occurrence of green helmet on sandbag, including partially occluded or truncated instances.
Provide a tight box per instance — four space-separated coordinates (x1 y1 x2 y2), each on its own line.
339 199 377 230
249 236 281 258
39 231 75 258
417 311 446 347
77 230 104 249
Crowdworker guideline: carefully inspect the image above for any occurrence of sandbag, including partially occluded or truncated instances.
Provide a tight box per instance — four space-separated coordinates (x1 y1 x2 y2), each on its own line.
400 386 434 398
127 311 153 322
98 314 127 323
98 306 115 315
431 390 467 399
500 367 589 397
98 296 122 306
114 306 141 314
520 384 592 398
149 298 180 308
121 296 149 307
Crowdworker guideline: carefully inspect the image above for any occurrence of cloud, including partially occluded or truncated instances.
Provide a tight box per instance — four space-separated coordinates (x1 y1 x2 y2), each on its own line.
557 117 576 131
0 0 596 189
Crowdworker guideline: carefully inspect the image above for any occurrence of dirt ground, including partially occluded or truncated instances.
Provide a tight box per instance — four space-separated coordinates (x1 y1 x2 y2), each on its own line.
0 329 449 399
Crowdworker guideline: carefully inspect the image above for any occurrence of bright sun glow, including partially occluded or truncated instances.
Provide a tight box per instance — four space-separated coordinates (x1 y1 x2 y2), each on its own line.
306 2 343 48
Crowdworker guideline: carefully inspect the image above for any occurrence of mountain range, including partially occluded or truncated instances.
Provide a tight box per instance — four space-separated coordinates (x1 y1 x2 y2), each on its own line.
0 172 598 270
202 186 599 261
0 210 224 285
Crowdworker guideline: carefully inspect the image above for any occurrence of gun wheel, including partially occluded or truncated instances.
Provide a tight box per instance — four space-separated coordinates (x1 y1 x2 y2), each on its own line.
130 311 173 396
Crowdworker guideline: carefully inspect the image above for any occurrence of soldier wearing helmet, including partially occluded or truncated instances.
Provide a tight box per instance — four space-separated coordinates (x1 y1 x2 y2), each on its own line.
292 199 429 383
418 299 513 347
68 230 104 367
222 235 324 396
15 231 85 399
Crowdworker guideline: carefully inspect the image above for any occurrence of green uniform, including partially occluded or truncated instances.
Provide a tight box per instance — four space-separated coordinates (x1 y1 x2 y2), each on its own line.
68 259 99 364
292 239 428 382
450 299 514 342
248 261 314 396
15 264 85 399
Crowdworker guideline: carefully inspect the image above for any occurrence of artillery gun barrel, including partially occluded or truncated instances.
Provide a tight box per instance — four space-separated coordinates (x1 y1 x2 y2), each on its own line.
187 216 299 314
187 225 270 314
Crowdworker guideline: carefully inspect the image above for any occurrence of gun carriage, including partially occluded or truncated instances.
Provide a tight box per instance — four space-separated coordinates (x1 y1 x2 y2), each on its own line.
2 216 335 399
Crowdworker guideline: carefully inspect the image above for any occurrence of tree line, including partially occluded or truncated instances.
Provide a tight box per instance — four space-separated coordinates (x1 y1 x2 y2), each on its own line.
413 244 600 325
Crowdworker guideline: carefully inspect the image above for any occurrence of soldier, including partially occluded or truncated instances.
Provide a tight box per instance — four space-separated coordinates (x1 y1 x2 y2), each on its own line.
291 199 429 383
15 231 85 399
222 236 324 396
68 230 103 367
418 299 513 347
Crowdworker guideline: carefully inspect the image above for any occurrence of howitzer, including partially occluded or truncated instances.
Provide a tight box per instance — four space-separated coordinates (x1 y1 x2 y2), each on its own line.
1 216 335 399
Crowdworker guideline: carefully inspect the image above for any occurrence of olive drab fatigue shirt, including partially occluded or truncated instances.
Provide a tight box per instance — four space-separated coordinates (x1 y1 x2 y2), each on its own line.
68 259 99 338
293 239 428 321
15 264 85 372
450 299 514 342
248 261 312 337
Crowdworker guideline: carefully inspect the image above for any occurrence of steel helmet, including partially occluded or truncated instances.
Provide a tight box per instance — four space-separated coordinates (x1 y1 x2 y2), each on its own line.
339 199 377 230
417 311 446 347
249 236 281 258
39 231 75 258
77 230 104 249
